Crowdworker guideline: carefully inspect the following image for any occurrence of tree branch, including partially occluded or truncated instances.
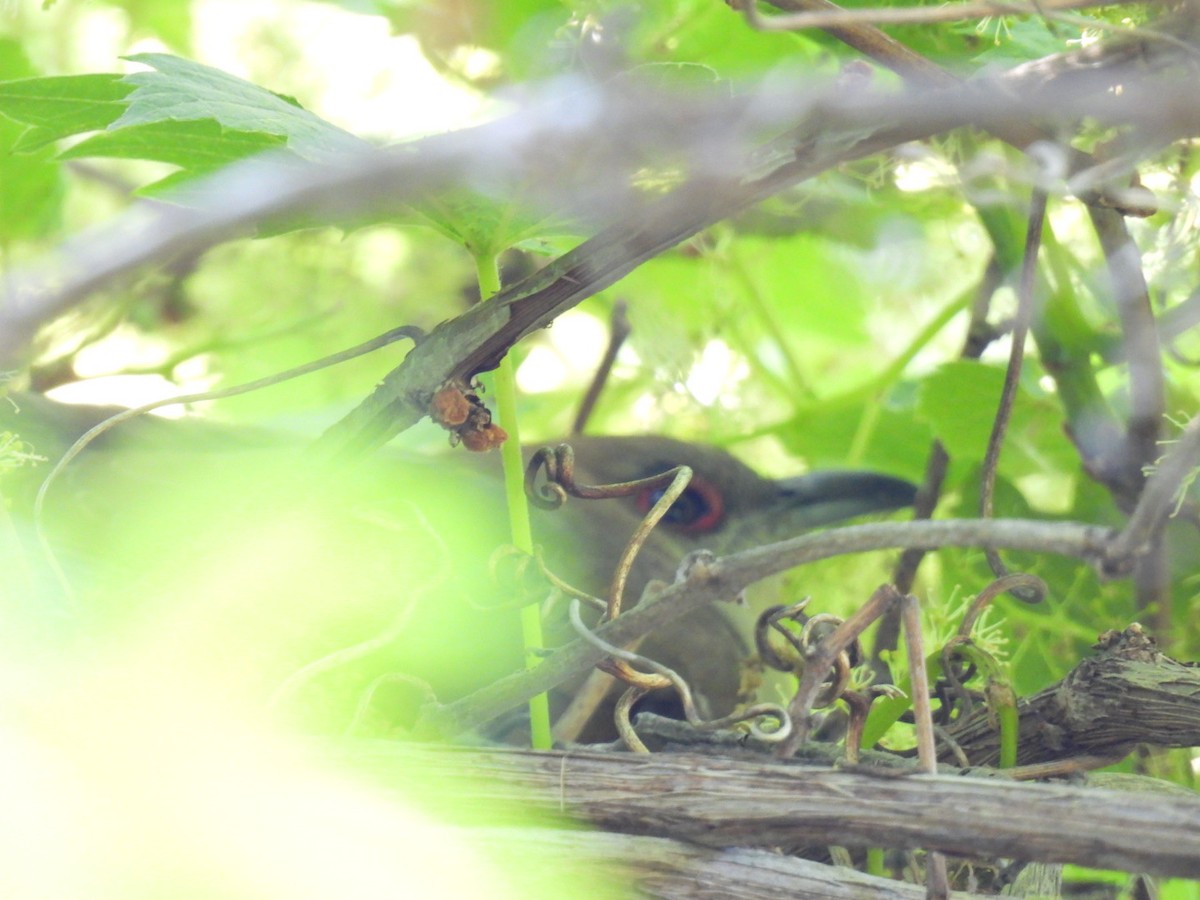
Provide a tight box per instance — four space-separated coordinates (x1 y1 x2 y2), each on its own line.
416 517 1117 738
331 742 1200 879
467 826 998 899
735 0 1133 33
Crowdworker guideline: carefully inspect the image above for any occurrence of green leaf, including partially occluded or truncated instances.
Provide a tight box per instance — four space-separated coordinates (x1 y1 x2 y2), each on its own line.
731 234 869 344
409 189 579 256
778 391 933 477
969 18 1086 70
917 361 1007 460
646 0 824 77
114 53 368 162
0 39 65 241
61 119 289 180
915 360 1076 479
0 73 132 151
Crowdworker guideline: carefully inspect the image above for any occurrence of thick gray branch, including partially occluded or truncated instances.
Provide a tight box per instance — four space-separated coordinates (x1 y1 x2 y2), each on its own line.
330 742 1200 880
472 827 996 899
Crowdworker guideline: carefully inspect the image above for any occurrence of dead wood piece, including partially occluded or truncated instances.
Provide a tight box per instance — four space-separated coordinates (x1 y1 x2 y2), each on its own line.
942 625 1200 767
328 742 1200 879
473 827 996 899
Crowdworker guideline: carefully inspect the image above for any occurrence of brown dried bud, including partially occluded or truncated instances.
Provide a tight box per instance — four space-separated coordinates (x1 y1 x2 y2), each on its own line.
430 385 471 428
460 423 508 452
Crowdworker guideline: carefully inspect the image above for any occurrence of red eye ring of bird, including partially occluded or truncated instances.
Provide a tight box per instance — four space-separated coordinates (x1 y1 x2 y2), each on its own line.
634 474 725 534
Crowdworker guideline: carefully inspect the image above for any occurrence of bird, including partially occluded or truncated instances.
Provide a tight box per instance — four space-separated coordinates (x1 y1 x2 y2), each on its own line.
523 435 916 741
0 394 915 742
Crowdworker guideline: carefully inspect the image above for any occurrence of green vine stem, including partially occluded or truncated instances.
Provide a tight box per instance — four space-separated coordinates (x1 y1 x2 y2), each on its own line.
474 250 553 750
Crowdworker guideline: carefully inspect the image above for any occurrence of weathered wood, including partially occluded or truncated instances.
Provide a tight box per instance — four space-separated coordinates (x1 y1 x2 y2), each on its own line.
328 742 1200 880
943 625 1200 766
472 827 996 899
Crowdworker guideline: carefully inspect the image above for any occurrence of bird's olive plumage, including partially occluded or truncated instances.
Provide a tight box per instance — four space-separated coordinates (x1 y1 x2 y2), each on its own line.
0 395 914 740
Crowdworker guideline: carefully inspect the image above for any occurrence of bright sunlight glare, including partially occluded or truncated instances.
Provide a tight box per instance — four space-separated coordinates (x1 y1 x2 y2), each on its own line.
685 338 748 406
192 0 489 140
516 310 608 393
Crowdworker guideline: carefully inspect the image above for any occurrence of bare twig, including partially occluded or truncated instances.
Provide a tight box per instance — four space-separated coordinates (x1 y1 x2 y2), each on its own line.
1086 204 1170 631
0 78 833 367
876 262 1005 670
571 300 630 436
1108 412 1200 566
751 0 958 87
34 325 424 523
901 594 937 775
980 191 1047 585
476 825 999 899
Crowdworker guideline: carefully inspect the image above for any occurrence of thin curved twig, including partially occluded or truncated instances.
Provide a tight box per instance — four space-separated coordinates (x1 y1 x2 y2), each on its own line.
568 598 791 751
778 583 901 756
268 499 450 716
956 573 1047 639
571 300 630 436
525 442 692 619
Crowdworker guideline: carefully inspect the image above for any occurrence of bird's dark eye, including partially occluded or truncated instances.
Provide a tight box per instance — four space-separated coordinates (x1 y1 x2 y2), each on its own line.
635 474 724 533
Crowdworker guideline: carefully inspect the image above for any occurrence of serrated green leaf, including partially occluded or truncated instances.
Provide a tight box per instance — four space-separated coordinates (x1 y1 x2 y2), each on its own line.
61 119 288 175
0 73 131 151
115 53 368 162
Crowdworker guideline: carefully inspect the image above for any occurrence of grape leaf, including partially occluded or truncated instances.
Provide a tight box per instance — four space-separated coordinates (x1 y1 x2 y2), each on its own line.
915 360 1076 478
0 73 132 151
61 119 288 177
0 53 371 193
410 188 579 257
114 53 368 162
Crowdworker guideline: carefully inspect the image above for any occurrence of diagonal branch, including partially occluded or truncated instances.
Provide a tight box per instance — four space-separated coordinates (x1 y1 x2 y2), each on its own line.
314 61 1197 459
733 0 1134 32
335 742 1200 879
416 516 1117 739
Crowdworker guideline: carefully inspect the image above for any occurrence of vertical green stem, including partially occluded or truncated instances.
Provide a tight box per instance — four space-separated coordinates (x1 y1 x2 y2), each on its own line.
865 847 886 878
473 251 552 750
996 691 1019 770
